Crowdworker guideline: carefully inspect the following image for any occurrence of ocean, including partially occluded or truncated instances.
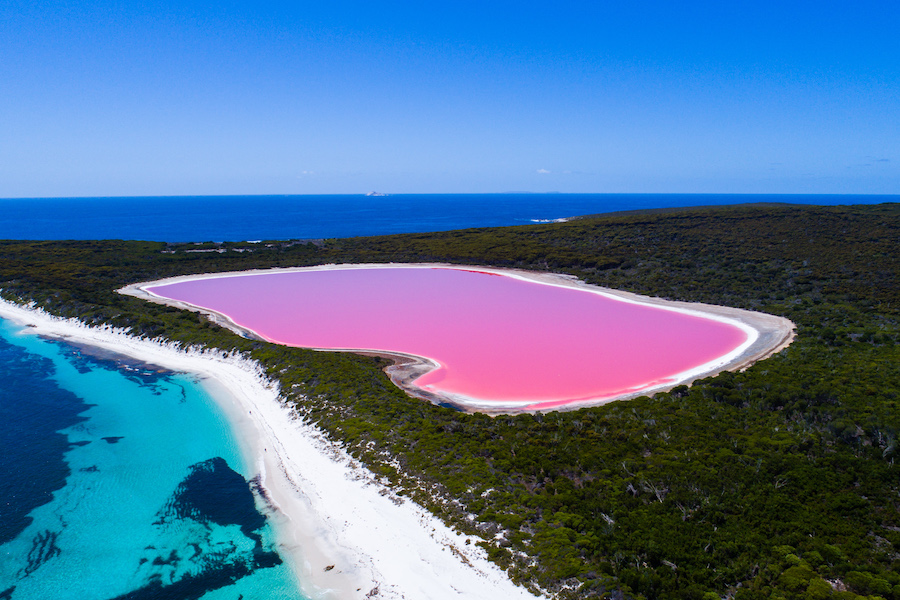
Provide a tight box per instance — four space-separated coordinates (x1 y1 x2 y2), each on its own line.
0 193 896 599
0 319 303 600
0 193 895 242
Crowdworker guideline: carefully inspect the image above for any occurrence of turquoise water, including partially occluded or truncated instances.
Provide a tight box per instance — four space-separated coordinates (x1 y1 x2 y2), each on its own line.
0 318 305 600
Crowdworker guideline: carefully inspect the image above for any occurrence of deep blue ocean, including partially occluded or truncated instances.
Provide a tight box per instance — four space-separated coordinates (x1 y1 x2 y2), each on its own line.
1 193 895 242
0 193 896 599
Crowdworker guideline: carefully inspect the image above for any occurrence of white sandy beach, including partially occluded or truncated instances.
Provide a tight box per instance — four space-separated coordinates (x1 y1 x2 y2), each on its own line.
0 299 539 600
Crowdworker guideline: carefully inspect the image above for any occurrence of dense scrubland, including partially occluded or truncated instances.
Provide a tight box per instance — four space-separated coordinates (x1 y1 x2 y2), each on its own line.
1 203 898 600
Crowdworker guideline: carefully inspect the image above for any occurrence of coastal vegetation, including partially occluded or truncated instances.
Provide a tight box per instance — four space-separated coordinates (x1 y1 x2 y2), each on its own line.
1 202 899 599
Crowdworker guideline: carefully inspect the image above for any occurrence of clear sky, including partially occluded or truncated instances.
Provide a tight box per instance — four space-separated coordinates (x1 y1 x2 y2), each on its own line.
2 0 898 197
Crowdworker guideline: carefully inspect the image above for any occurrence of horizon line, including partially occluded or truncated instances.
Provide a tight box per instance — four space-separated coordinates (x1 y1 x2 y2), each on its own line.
3 191 899 201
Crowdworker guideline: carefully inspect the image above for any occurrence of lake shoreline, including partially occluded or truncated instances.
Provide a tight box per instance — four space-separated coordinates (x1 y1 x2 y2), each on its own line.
122 263 796 413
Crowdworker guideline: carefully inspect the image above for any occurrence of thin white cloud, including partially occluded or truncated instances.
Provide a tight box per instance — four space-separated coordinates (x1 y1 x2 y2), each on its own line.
536 168 551 174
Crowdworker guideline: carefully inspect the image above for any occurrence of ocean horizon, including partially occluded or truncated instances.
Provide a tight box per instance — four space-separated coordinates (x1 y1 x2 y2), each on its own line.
1 193 896 243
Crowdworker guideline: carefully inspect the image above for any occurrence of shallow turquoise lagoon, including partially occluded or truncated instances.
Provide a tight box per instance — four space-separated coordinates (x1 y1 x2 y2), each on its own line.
0 318 306 600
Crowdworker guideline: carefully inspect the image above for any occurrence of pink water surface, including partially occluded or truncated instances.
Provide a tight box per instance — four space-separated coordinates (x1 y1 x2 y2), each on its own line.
147 268 747 407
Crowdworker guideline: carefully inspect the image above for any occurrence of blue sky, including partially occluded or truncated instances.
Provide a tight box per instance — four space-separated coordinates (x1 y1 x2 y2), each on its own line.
1 0 898 196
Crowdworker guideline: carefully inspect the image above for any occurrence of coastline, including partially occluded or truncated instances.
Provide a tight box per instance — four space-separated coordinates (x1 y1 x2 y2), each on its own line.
121 263 796 413
0 299 538 600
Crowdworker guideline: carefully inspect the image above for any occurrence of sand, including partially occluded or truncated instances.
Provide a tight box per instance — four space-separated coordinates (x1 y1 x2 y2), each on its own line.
0 298 539 600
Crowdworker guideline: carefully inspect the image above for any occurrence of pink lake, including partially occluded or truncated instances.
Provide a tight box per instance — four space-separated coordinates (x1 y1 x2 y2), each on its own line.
146 267 749 410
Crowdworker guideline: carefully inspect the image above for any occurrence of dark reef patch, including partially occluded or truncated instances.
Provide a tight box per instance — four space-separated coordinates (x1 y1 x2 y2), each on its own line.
51 340 172 391
164 457 266 536
101 436 124 444
108 560 256 600
24 529 62 576
120 457 283 600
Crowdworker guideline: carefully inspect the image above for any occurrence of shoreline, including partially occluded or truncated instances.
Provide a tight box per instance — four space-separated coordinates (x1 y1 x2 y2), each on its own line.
121 263 796 414
0 299 538 600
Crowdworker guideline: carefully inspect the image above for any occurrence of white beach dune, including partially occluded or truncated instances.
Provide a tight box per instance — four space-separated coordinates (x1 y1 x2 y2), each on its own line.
0 299 539 600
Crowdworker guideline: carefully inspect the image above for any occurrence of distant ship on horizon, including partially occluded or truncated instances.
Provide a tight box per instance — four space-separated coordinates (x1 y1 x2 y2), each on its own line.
366 191 389 197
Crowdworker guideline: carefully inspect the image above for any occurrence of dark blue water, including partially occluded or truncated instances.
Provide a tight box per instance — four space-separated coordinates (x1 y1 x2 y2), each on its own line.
1 193 895 242
0 336 90 546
